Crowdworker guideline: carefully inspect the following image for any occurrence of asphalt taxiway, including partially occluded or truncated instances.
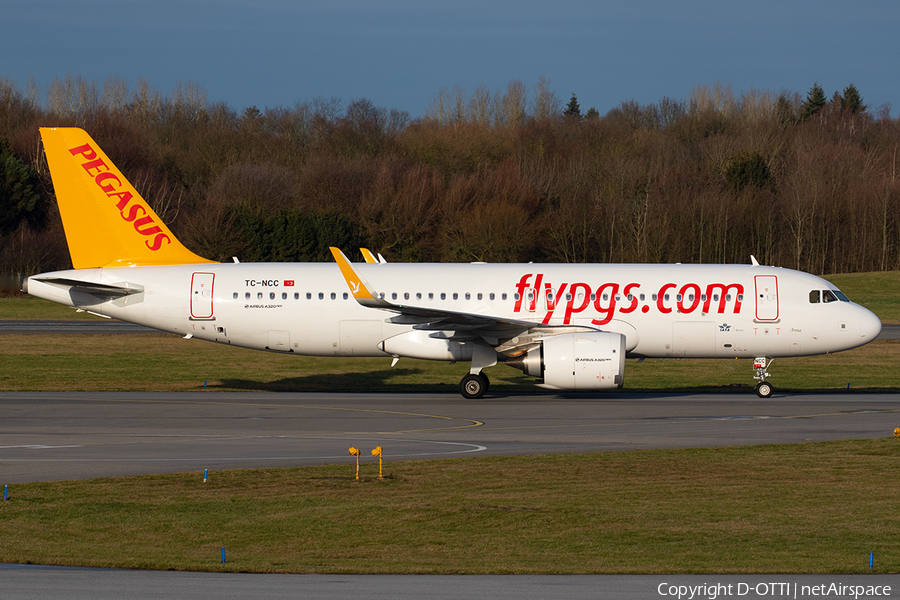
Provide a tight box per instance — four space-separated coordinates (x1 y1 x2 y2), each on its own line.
2 390 899 483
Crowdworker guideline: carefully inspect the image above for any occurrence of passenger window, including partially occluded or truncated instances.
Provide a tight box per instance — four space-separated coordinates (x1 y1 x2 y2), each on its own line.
501 293 507 300
331 292 336 300
270 292 275 300
477 293 483 300
392 292 397 300
282 293 287 300
343 292 348 300
404 292 409 300
489 293 495 300
294 293 299 300
244 292 250 300
258 293 263 300
416 292 422 300
233 292 238 300
441 293 446 300
465 293 471 300
428 293 434 300
453 293 459 300
318 292 324 300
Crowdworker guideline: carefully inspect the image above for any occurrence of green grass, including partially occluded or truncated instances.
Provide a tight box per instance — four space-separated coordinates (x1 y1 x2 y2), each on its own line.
827 271 900 323
1 438 898 573
1 334 898 392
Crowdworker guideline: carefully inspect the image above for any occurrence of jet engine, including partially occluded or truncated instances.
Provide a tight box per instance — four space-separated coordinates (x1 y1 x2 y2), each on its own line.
506 331 625 391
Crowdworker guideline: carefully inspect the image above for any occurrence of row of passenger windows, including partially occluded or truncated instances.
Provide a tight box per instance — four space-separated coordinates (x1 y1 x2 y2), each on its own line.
232 291 739 303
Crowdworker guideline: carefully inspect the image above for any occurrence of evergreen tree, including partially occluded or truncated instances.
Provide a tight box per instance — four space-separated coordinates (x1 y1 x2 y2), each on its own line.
0 138 42 234
840 84 867 114
585 107 600 120
564 93 582 119
774 93 796 126
801 82 827 121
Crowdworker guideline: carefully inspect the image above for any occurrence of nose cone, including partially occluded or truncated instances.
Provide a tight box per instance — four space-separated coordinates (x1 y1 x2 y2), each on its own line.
857 305 883 342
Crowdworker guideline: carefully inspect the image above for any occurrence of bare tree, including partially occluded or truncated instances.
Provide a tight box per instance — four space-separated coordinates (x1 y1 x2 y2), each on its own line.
531 76 561 121
103 75 129 113
498 79 527 127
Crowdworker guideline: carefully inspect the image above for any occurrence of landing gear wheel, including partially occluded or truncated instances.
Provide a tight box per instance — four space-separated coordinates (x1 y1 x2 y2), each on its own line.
755 382 773 398
460 373 488 399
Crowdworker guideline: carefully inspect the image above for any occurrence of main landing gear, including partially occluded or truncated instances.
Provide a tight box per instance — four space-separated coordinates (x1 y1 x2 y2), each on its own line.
460 341 497 399
753 356 774 398
460 372 490 399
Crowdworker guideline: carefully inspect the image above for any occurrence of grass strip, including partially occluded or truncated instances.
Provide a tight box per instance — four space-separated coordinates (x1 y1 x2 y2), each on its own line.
0 333 898 393
1 438 898 573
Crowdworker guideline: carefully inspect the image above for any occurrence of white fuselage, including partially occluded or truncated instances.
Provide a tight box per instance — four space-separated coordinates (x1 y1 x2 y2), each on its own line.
26 262 882 361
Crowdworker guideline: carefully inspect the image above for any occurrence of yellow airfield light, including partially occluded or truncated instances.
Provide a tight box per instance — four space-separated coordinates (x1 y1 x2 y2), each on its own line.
349 447 361 480
371 446 384 480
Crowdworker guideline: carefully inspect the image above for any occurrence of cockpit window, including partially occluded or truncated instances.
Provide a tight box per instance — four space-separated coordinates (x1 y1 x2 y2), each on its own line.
811 289 851 303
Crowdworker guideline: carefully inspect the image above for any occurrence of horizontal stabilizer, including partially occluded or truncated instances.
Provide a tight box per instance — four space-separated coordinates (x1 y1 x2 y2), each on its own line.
29 276 144 299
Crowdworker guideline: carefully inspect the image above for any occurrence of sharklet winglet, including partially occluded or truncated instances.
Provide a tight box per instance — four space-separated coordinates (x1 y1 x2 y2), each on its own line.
329 247 390 308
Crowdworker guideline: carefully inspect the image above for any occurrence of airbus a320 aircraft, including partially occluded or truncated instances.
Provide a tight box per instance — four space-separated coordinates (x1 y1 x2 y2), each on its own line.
25 128 882 399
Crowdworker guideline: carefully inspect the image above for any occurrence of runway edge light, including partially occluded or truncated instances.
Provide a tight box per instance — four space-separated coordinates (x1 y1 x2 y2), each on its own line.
349 447 361 480
372 446 384 480
894 428 900 438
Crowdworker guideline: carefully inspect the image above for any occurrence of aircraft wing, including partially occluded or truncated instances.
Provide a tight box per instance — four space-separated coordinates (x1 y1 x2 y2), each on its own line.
330 248 598 347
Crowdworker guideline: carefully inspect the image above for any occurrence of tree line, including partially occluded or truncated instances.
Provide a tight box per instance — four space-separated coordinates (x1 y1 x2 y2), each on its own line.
0 75 898 281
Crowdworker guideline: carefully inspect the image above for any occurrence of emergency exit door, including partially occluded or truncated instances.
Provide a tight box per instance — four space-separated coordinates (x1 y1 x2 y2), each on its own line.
754 275 779 321
190 272 215 320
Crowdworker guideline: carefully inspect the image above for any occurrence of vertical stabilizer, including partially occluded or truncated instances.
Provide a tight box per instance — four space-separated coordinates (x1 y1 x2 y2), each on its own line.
40 127 214 268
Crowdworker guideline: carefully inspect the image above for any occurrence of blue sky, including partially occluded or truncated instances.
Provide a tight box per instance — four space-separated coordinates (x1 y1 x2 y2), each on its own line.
3 0 898 118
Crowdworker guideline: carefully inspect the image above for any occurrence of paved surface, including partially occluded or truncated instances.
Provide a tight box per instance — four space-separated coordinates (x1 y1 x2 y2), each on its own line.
1 567 897 599
3 390 899 483
3 338 899 597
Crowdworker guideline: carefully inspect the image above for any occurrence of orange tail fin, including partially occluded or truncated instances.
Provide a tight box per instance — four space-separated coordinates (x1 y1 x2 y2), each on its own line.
40 127 214 268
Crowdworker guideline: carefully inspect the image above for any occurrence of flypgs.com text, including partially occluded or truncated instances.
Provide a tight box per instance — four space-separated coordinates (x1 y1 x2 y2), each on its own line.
512 274 745 325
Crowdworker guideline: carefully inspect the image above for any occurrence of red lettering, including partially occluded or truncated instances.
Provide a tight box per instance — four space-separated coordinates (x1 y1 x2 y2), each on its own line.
133 215 162 236
703 283 744 313
513 274 532 312
657 283 676 314
95 172 122 194
108 190 133 211
81 158 109 178
529 274 543 312
68 143 97 161
564 282 592 324
619 283 640 314
541 282 568 324
678 283 702 313
591 282 619 326
120 203 146 223
145 233 170 251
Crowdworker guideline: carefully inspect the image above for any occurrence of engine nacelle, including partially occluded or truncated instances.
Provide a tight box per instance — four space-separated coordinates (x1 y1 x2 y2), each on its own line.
506 331 625 391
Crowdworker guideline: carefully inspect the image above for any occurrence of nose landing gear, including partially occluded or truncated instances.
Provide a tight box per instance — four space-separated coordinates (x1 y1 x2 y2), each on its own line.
753 356 774 398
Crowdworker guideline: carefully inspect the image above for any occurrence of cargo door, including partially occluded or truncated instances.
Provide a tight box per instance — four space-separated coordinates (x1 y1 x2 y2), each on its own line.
190 272 215 320
754 275 779 321
673 321 716 357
